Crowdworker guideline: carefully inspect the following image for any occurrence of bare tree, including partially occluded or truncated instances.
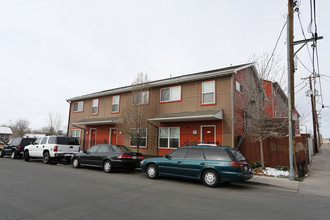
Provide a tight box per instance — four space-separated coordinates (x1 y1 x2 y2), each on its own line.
42 112 63 135
9 119 31 138
121 72 151 153
236 53 288 168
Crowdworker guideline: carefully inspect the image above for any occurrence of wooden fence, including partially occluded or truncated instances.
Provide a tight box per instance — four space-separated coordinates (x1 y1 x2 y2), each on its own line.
239 136 310 167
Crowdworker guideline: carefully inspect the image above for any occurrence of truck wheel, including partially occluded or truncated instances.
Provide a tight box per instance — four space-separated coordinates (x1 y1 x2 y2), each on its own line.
11 150 17 159
43 151 51 164
24 151 30 162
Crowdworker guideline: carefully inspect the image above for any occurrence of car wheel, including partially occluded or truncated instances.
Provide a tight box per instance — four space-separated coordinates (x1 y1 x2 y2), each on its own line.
202 170 219 187
0 149 4 158
72 157 80 168
103 160 113 173
11 150 17 159
146 164 159 179
24 151 30 162
43 151 51 164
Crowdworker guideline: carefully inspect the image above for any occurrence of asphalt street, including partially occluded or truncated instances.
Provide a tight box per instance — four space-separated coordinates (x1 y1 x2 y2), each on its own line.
0 157 329 220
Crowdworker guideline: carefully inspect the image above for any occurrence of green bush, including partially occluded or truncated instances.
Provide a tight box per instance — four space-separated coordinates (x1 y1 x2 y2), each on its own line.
275 166 289 171
250 161 262 169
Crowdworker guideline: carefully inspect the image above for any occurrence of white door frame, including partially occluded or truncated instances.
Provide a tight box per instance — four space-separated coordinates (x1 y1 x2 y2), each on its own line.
109 128 118 145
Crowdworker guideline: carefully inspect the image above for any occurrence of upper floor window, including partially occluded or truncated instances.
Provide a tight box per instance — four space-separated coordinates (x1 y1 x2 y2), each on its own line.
112 95 120 113
73 101 84 112
236 81 243 93
132 91 149 105
92 99 99 115
202 80 215 105
160 85 181 103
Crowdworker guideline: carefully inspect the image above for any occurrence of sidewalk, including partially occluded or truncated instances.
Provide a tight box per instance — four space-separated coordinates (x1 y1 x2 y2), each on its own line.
298 144 330 197
249 144 330 197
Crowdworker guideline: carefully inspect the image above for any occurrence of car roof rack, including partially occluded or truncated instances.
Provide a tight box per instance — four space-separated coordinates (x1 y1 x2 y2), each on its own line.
182 141 220 147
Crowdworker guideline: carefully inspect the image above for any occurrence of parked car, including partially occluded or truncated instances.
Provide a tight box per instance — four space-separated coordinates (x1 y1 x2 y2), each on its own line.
24 136 80 164
71 144 143 173
140 145 253 187
0 137 36 159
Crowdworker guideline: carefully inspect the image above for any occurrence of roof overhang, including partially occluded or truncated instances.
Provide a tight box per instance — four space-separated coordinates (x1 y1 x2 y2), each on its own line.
148 110 223 122
72 117 123 126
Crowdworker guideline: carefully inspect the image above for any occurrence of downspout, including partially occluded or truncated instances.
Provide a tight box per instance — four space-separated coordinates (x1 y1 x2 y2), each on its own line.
73 124 86 151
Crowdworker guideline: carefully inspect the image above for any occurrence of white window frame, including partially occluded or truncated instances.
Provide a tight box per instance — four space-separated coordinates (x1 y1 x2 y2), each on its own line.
92 99 99 115
132 91 149 105
130 128 147 148
111 95 120 113
158 127 180 149
160 85 181 103
73 101 84 112
202 80 216 105
236 81 243 93
71 129 81 143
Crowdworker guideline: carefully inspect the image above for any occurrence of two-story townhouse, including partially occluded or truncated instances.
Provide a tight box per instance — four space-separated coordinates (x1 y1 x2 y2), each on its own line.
262 79 300 134
66 63 261 156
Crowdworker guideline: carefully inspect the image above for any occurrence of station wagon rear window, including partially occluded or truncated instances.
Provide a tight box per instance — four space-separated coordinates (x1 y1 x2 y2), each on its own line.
203 148 231 161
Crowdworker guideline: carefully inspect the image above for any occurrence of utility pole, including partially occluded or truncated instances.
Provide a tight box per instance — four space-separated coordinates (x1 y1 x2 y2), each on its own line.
287 0 296 181
309 76 318 154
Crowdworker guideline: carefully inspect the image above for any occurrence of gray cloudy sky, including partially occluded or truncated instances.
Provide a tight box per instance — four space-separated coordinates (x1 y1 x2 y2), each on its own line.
1 1 329 137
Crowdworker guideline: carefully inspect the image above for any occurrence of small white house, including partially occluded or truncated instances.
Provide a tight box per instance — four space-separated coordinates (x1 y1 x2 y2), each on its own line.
0 127 13 142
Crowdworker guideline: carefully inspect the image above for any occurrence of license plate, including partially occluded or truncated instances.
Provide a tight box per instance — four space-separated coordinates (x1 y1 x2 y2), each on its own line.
132 156 137 159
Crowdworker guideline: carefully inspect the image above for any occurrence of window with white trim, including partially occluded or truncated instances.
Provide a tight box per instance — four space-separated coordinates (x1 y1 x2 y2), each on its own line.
130 128 147 147
73 101 84 112
92 99 99 115
132 91 149 105
159 127 180 148
160 86 181 102
112 95 120 113
236 81 243 93
71 129 81 143
202 80 215 104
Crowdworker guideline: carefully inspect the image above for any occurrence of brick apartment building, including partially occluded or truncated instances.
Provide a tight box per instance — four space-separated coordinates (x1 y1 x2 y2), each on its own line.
66 63 289 156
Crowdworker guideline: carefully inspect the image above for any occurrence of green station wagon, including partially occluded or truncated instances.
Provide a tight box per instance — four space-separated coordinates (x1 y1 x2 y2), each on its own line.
140 145 253 187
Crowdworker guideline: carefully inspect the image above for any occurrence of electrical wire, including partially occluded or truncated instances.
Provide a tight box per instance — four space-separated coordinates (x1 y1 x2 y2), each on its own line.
263 20 287 75
296 56 313 74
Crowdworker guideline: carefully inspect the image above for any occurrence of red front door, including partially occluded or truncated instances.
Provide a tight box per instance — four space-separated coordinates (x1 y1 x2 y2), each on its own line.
90 128 96 147
202 126 215 144
110 128 118 145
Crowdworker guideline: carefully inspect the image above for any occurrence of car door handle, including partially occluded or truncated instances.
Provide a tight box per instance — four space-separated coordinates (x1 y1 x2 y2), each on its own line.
177 161 182 164
70 146 73 148
200 163 205 165
36 146 38 148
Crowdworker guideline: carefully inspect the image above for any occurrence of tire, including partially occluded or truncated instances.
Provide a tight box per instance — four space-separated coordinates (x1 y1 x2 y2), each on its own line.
103 160 113 173
43 151 51 164
0 149 4 158
202 170 219 187
146 164 159 179
72 157 80 168
11 150 17 159
24 151 30 162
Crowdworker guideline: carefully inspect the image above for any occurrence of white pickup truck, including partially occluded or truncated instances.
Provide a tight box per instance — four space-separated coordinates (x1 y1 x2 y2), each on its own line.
24 136 80 164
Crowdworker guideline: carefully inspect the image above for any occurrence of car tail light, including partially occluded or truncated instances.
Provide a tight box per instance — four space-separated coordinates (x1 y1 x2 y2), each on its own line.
54 146 58 152
230 161 244 167
137 155 143 159
18 145 22 150
118 154 132 159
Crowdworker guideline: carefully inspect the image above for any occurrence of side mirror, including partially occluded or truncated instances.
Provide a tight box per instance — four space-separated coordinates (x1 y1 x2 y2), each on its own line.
165 154 171 159
83 149 87 154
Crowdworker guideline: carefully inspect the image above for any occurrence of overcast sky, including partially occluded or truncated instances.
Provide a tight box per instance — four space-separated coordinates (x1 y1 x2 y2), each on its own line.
0 0 329 137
